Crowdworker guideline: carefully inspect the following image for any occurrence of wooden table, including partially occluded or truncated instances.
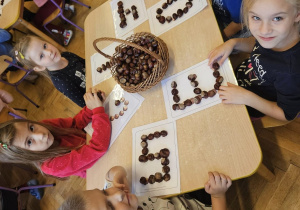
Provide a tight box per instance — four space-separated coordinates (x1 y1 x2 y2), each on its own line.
85 0 273 193
0 0 65 51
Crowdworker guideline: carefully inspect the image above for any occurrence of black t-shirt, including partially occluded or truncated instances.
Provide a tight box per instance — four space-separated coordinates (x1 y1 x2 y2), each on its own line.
48 52 86 107
236 41 300 120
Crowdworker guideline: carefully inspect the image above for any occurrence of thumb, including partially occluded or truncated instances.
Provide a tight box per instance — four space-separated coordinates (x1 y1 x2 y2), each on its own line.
227 82 236 87
204 182 210 193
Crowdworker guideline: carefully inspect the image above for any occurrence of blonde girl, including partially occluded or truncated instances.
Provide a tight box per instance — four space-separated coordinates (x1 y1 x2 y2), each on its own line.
0 89 111 178
208 0 300 121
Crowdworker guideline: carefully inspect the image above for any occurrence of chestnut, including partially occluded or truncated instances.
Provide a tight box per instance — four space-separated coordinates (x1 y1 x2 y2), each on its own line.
188 74 197 81
160 148 170 158
97 67 102 73
154 131 161 138
173 95 180 103
166 16 172 23
115 100 121 106
120 97 125 102
123 106 128 111
148 175 156 184
119 110 124 116
177 9 183 17
125 9 130 15
190 81 198 87
172 13 178 20
162 3 168 9
201 91 208 99
133 13 139 20
159 16 166 24
162 165 170 174
214 83 221 90
147 153 155 161
171 81 177 88
139 155 148 162
194 96 202 104
110 116 114 121
179 103 185 110
161 158 170 165
186 2 193 8
184 99 192 106
96 91 104 101
216 76 224 84
160 130 168 137
155 172 163 182
114 114 119 119
141 135 148 141
124 100 129 105
117 1 123 7
148 133 154 140
140 177 148 185
142 147 148 155
163 173 171 181
120 21 127 28
183 7 189 14
208 89 217 97
141 141 148 148
212 62 220 70
117 8 124 14
172 104 179 111
171 89 179 95
156 8 163 14
106 61 111 68
154 152 161 159
102 64 107 70
194 88 202 94
156 14 161 20
167 0 173 5
131 5 137 10
213 70 220 78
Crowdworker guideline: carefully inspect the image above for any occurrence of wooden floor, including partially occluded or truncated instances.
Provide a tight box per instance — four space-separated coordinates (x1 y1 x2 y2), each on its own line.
1 1 300 209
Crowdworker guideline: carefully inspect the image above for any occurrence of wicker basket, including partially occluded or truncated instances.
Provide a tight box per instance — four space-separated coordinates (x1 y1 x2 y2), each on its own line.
93 32 169 93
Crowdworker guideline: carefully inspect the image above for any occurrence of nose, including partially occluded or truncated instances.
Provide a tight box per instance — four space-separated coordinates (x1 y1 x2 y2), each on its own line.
32 132 46 142
259 21 272 35
44 48 52 57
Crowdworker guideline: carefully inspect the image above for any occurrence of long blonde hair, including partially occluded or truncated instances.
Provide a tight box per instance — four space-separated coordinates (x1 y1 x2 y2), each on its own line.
0 119 84 176
59 192 86 210
242 0 300 30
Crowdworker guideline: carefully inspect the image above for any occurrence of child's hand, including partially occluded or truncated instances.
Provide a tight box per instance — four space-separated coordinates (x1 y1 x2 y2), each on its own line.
205 171 232 198
112 172 130 193
84 88 106 110
218 82 251 105
208 40 235 68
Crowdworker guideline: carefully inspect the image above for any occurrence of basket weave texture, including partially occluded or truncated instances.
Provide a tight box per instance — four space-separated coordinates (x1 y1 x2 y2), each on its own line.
93 32 169 93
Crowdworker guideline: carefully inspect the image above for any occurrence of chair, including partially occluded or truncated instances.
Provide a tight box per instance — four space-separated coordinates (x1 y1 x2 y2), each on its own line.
253 113 300 128
0 55 39 108
0 183 55 210
43 0 91 40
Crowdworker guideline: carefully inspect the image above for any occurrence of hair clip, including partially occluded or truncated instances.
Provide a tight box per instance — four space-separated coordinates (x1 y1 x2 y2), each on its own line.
15 50 24 59
0 142 8 149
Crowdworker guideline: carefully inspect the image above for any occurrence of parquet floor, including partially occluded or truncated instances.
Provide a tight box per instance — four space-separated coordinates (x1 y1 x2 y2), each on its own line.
1 1 300 209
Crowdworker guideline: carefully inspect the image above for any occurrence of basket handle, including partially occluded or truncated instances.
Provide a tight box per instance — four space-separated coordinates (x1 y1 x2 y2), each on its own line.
93 37 164 64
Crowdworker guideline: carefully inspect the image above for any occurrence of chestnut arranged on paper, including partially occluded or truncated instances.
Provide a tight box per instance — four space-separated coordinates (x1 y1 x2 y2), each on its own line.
117 1 127 28
96 61 111 74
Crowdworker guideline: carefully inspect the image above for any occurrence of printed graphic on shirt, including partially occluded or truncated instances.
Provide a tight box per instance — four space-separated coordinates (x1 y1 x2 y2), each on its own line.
75 70 86 88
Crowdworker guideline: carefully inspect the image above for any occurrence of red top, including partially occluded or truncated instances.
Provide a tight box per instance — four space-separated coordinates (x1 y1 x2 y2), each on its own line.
41 106 111 178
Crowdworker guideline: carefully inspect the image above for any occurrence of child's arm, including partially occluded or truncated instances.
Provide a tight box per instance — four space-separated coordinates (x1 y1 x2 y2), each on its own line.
219 82 288 121
222 21 243 40
106 166 130 192
208 37 255 67
205 171 232 210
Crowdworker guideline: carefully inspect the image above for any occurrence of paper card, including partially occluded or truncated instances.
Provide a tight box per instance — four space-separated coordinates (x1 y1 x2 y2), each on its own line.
85 85 144 148
132 120 180 197
0 0 12 9
147 0 207 36
91 31 134 86
161 59 237 120
110 0 148 38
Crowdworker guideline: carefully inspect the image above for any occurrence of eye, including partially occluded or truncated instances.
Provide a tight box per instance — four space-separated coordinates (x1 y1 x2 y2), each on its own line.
29 125 34 132
43 43 47 49
252 16 260 21
27 139 32 147
273 16 282 21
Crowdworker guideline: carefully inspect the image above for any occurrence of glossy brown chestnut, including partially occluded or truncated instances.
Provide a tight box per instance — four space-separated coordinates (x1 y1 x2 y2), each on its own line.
140 177 148 185
194 96 202 104
156 8 163 14
141 135 148 141
102 64 107 70
139 155 148 162
171 89 179 95
162 3 168 9
142 147 149 155
97 67 102 73
120 21 127 28
184 99 192 106
188 74 197 81
179 103 185 110
186 2 193 8
133 13 139 20
148 175 156 184
201 91 208 99
161 158 170 165
183 7 189 14
117 1 123 7
190 81 199 87
110 116 114 121
171 81 177 88
194 88 202 94
214 83 221 90
159 16 166 24
166 16 172 23
154 152 161 159
177 9 183 17
208 89 217 97
162 165 170 174
173 95 180 103
154 131 161 138
148 133 154 140
167 0 173 5
106 61 111 68
172 104 179 111
212 62 220 70
163 173 171 181
131 5 137 10
160 148 170 158
156 14 161 19
155 172 163 182
160 130 168 137
147 153 155 161
141 141 148 148
213 70 220 78
125 9 130 15
115 100 121 106
216 76 224 84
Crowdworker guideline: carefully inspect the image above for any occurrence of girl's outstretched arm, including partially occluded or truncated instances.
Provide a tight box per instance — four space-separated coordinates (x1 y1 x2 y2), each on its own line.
106 166 130 192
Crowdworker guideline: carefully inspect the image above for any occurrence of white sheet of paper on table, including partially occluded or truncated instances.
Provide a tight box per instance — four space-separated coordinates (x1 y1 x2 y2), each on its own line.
91 31 134 86
161 59 237 121
85 85 144 148
132 120 180 197
147 0 207 36
110 0 148 38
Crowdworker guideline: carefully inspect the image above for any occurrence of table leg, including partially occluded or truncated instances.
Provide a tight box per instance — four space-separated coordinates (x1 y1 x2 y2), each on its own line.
17 18 66 52
257 163 275 182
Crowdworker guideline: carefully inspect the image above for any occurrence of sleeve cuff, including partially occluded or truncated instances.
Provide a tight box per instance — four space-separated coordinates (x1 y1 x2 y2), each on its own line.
92 106 105 115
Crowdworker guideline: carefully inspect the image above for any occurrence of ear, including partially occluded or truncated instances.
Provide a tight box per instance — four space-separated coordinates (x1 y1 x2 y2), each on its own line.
33 65 46 72
295 11 300 23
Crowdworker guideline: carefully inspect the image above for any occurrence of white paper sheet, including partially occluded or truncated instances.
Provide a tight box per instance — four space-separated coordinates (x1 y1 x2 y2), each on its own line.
161 59 237 120
147 0 207 36
85 85 144 148
91 31 134 86
110 0 148 38
132 120 180 197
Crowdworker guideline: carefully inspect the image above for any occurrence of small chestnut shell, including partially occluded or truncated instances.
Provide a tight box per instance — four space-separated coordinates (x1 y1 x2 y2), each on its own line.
142 147 149 155
140 177 148 185
148 133 154 140
162 165 170 174
161 158 170 165
139 155 148 162
155 172 163 182
216 76 224 84
163 173 171 181
173 95 180 103
160 130 168 137
212 62 220 70
160 148 170 158
148 175 156 184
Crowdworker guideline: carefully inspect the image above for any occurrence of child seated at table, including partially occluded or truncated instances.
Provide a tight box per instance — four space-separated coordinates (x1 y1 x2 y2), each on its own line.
208 0 300 121
14 35 86 107
59 166 232 210
0 89 111 178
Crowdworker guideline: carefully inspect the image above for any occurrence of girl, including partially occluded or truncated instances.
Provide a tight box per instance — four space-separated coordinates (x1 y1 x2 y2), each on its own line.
14 35 86 107
208 0 300 121
59 166 232 210
0 89 111 178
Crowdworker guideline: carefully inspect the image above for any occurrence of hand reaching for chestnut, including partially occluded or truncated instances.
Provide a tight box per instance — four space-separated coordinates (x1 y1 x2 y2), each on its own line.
208 39 235 68
84 88 106 110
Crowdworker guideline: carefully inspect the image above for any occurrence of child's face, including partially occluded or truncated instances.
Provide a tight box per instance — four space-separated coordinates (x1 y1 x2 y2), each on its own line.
248 0 300 51
82 188 138 210
12 122 54 151
26 37 62 71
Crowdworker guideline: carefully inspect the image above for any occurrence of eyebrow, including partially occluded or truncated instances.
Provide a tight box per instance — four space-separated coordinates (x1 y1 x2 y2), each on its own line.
24 122 30 148
101 189 114 210
249 11 288 16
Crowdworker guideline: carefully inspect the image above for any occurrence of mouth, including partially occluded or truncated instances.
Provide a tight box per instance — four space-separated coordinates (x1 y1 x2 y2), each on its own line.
259 36 275 41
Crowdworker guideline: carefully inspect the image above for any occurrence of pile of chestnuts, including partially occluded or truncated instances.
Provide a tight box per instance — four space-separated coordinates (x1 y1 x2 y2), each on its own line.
113 35 160 87
172 62 223 111
156 0 193 24
138 131 171 185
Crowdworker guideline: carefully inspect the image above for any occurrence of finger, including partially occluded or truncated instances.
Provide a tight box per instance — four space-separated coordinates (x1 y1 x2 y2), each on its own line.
204 183 211 193
218 56 227 66
220 173 227 187
208 172 215 185
212 171 221 185
227 82 236 87
226 176 232 188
